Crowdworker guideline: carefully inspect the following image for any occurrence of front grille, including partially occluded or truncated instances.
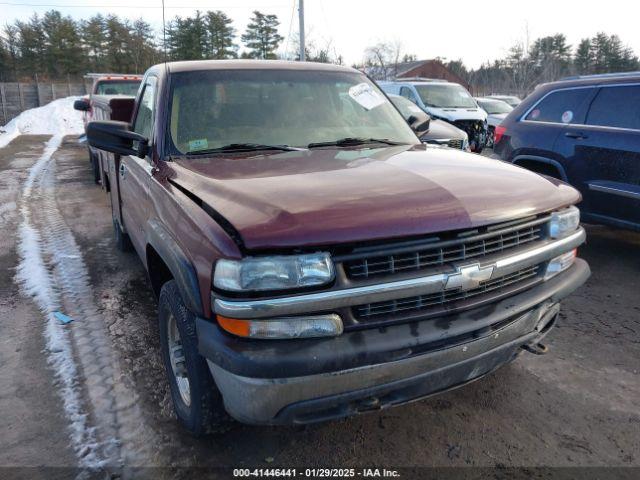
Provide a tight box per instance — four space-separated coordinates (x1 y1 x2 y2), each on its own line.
447 139 463 149
344 219 545 280
353 265 540 320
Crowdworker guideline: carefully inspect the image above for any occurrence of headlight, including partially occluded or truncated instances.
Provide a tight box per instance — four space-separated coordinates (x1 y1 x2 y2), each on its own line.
462 137 470 151
214 253 334 292
549 206 580 239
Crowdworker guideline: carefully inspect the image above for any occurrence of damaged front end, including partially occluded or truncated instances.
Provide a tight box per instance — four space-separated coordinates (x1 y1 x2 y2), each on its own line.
451 119 488 152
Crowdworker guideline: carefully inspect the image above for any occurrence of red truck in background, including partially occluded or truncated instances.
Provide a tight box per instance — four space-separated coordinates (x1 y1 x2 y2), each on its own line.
85 60 589 434
74 74 141 183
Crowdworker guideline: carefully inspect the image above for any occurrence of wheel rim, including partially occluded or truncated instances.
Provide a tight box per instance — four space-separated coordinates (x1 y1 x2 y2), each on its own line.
167 313 191 406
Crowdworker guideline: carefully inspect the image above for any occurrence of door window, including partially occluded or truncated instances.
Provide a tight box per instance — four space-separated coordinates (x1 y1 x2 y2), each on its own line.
525 87 593 124
586 85 640 130
133 77 157 141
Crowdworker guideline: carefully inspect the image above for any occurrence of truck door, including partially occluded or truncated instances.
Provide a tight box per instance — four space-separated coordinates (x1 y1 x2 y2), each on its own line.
118 76 157 257
554 84 640 227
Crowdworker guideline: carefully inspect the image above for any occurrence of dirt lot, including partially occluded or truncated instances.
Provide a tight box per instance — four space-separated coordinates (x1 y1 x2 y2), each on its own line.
0 136 638 478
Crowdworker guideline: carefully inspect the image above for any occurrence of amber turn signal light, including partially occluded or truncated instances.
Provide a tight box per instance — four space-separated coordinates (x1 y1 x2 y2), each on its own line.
216 314 343 339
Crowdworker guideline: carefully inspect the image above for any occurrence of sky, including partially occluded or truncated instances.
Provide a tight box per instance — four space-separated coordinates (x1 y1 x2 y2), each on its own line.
1 0 639 69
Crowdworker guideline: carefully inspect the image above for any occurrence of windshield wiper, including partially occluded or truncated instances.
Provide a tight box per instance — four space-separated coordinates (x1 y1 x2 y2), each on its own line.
307 137 406 149
185 143 305 155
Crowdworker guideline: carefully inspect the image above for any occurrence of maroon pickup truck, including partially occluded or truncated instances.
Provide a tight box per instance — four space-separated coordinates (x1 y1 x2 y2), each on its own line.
74 75 141 183
86 60 589 434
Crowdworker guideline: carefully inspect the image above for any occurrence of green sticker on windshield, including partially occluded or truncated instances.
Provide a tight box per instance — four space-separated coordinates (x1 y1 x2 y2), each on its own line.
188 138 208 151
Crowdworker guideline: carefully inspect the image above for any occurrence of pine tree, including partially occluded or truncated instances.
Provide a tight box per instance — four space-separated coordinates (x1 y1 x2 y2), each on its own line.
529 34 572 81
0 37 8 81
187 11 208 59
82 14 107 72
166 12 208 60
104 15 129 72
205 10 237 59
605 34 639 72
578 33 640 75
41 10 85 77
128 18 156 72
15 14 47 78
2 24 20 80
241 11 283 59
574 39 592 74
590 32 610 73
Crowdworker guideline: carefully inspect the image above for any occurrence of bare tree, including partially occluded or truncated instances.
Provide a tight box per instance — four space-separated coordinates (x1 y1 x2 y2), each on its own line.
285 27 341 64
364 40 405 80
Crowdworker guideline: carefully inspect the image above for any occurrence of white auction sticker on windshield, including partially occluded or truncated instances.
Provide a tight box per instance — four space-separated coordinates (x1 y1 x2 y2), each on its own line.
349 83 385 110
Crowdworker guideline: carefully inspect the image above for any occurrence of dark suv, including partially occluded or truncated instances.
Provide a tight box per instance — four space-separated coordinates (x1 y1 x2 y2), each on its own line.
494 72 640 231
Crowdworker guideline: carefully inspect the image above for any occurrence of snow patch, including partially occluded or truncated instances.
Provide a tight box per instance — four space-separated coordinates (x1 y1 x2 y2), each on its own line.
0 97 84 148
15 134 104 471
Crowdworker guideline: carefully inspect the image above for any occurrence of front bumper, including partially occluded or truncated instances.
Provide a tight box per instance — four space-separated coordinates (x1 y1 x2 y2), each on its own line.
197 259 589 424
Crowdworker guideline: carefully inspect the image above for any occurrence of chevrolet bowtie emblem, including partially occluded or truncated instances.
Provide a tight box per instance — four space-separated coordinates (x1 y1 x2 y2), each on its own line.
445 263 495 291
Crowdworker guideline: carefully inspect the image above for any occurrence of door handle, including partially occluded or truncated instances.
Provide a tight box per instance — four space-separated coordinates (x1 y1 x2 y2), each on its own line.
565 131 588 140
119 163 126 178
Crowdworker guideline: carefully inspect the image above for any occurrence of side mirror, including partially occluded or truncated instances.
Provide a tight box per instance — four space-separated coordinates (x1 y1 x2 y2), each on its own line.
408 112 431 136
87 120 149 159
74 99 90 111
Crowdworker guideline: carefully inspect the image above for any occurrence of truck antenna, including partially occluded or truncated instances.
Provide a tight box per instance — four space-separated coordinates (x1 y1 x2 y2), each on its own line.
161 0 169 73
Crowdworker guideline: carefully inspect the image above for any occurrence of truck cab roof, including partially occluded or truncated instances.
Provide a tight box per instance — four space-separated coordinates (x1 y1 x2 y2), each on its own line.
156 59 358 75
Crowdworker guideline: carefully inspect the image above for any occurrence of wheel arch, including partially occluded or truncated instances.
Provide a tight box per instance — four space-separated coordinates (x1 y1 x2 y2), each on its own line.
512 155 569 182
146 220 204 317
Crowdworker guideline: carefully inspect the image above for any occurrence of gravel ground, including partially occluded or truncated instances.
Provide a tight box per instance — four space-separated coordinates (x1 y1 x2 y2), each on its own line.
0 136 638 479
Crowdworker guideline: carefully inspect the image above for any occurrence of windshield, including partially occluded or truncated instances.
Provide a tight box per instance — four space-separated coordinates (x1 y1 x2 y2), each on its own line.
477 99 513 114
167 69 418 154
414 83 477 109
95 80 140 96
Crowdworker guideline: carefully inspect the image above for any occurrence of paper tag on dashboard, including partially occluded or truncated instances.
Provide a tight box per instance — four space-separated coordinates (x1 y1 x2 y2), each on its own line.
349 83 385 110
188 139 208 151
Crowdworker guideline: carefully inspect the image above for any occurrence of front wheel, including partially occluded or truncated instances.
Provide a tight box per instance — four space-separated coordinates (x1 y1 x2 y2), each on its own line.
158 280 229 435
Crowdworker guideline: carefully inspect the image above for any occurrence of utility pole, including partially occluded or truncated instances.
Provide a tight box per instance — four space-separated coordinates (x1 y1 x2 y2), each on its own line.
298 0 305 61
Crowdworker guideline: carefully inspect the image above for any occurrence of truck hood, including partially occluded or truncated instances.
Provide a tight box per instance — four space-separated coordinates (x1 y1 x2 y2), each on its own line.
421 119 467 142
427 106 487 122
170 145 580 250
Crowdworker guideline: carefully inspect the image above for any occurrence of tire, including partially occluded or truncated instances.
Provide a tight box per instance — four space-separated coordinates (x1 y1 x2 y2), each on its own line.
113 218 133 252
158 280 229 435
89 148 100 185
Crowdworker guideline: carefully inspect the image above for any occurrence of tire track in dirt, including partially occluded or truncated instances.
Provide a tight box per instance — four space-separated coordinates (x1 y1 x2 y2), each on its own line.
15 136 157 477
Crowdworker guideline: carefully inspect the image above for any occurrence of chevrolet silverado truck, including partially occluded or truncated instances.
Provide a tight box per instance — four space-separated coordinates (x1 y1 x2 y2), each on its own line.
86 60 590 434
74 74 141 183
